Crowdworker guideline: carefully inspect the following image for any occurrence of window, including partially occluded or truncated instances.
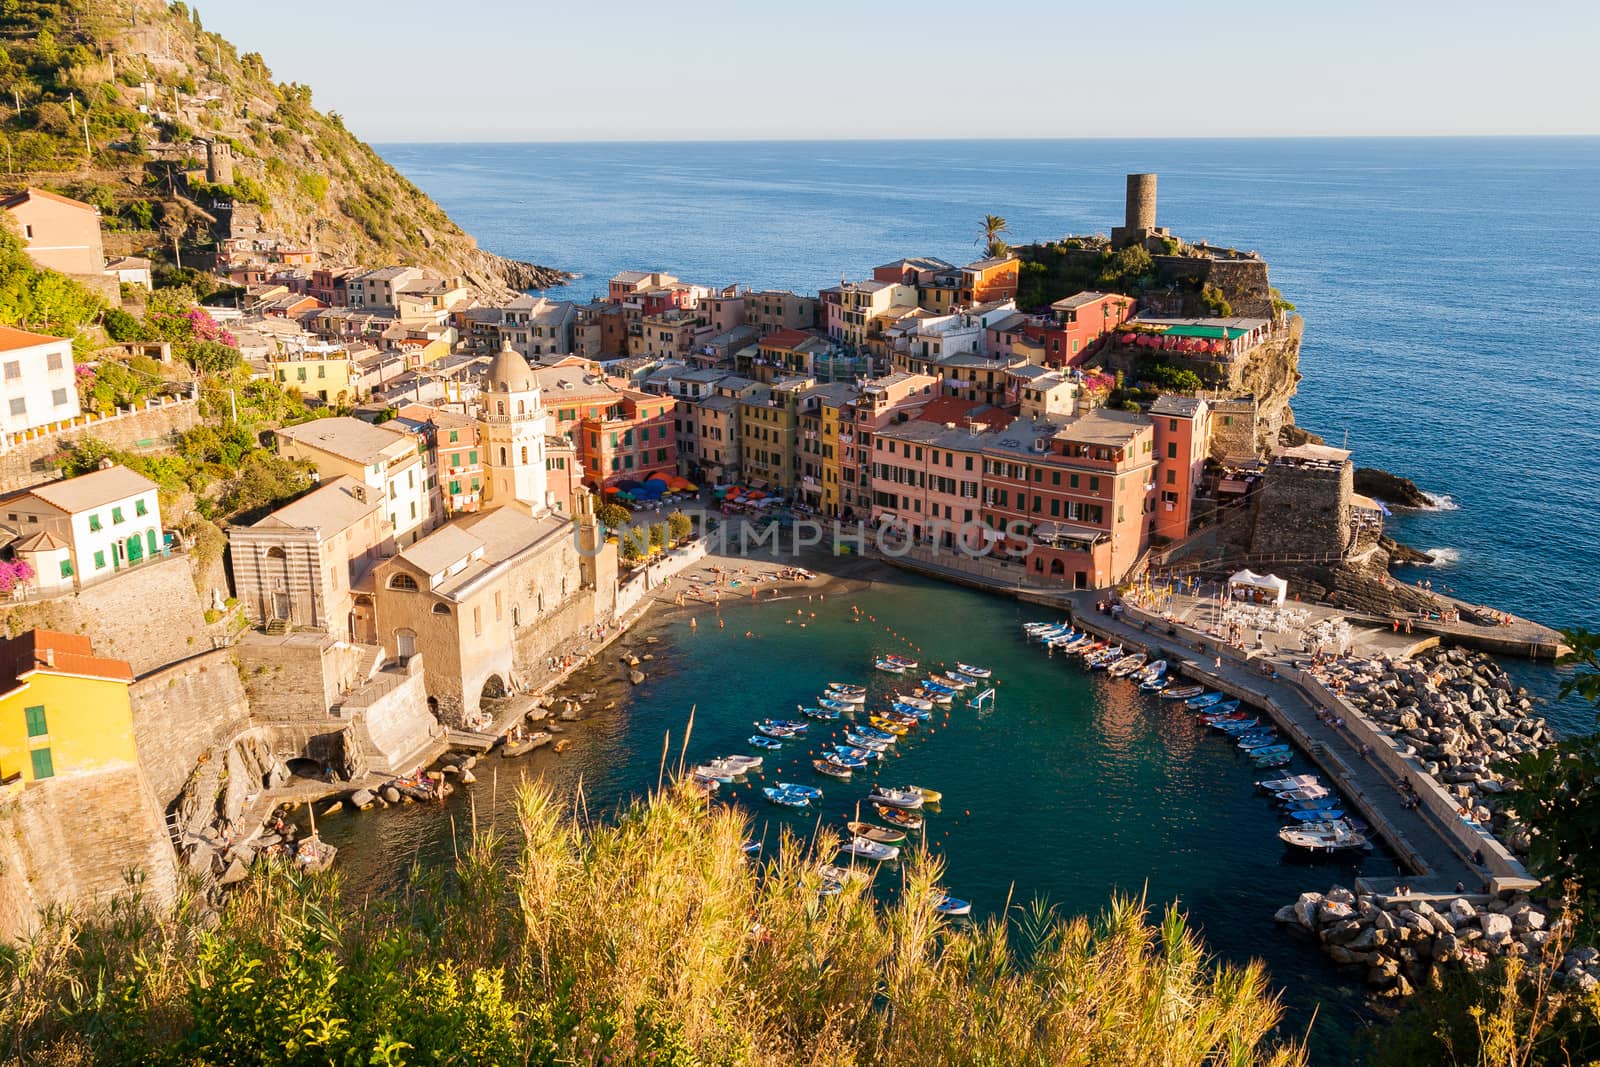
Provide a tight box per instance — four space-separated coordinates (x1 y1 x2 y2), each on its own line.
135 499 148 517
388 573 419 591
51 387 69 406
468 450 478 464
112 506 125 524
449 430 459 443
59 559 71 579
431 603 451 615
30 748 53 780
1089 477 1100 492
24 705 47 738
8 398 24 416
1167 442 1178 459
3 361 18 380
449 480 461 495
93 550 106 570
1166 469 1176 484
89 513 102 531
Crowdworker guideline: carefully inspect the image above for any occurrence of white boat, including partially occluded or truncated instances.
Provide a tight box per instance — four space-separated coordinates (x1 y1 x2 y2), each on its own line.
1275 786 1332 803
933 893 972 916
824 688 865 705
874 659 906 674
869 786 924 810
827 683 866 695
956 663 991 679
1278 819 1371 853
692 764 736 783
718 754 763 771
893 693 934 711
840 836 900 861
1258 774 1322 793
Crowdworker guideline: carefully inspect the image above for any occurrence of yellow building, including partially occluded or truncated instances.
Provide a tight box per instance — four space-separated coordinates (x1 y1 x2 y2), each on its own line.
0 630 136 788
270 343 354 404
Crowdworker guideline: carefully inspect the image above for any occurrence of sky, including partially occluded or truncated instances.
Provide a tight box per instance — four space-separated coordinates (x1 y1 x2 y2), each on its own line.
195 0 1600 143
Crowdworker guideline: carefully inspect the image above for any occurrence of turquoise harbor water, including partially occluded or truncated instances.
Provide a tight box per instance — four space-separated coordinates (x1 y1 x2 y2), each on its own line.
325 572 1395 1055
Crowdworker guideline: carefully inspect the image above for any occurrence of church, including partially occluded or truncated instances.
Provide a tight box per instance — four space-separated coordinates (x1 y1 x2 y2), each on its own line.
369 341 619 727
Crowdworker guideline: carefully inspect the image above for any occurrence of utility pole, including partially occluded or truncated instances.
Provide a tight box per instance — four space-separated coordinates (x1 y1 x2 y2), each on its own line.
83 116 91 158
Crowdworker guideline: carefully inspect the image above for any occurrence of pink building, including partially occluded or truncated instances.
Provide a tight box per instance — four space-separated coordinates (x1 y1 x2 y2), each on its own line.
1150 394 1211 542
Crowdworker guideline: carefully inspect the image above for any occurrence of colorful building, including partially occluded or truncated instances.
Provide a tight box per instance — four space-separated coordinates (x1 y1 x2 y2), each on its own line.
276 417 434 546
269 342 353 404
1150 394 1212 542
3 465 164 588
1025 292 1136 366
0 630 135 788
0 325 81 438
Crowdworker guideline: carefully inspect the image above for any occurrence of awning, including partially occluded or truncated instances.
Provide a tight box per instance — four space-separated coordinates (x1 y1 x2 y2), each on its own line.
1228 569 1288 606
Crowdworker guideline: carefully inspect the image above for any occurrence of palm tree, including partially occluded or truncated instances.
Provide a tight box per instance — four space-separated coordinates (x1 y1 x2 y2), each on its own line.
980 214 1010 258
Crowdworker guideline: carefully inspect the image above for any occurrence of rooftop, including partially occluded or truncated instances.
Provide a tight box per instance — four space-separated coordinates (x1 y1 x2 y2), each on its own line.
391 508 569 599
0 629 132 696
1050 290 1118 311
252 476 379 536
276 417 413 465
0 325 68 353
27 466 157 514
1054 407 1151 447
1150 394 1205 418
0 187 97 213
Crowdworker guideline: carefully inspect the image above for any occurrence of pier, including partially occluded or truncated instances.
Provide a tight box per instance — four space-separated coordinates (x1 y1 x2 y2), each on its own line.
1053 592 1538 897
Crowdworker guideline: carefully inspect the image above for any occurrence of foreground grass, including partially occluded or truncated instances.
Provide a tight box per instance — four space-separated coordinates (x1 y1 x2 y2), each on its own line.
1 781 1304 1066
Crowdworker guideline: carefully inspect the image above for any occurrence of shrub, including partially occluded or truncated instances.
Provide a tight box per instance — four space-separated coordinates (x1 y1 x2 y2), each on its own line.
667 510 693 542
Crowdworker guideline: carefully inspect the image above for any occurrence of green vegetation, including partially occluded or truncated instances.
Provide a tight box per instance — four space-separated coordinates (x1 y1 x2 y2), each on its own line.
1376 628 1600 1065
1200 283 1234 317
0 219 102 342
980 213 1009 259
0 781 1305 1066
1014 242 1158 309
667 510 693 542
1137 358 1205 393
596 501 631 530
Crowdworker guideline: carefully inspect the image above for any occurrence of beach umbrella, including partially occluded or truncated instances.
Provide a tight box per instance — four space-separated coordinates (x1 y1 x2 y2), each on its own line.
603 485 621 494
617 479 643 492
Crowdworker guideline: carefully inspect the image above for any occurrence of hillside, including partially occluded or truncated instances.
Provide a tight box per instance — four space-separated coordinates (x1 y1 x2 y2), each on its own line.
0 0 565 292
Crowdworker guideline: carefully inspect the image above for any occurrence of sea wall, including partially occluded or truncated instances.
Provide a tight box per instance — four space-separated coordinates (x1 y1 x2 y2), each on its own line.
129 647 255 808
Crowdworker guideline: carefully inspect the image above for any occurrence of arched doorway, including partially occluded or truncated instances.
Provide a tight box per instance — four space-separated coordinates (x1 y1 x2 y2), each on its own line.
481 674 508 701
126 533 144 564
395 628 417 658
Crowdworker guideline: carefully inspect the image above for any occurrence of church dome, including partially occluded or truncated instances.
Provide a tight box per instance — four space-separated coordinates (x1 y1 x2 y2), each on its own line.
485 338 538 393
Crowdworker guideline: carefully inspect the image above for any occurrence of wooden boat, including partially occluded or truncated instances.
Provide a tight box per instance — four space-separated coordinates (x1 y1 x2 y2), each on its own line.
827 683 867 696
847 820 906 844
1244 744 1291 759
819 862 870 884
828 750 868 768
934 893 972 916
839 836 899 861
1252 752 1294 768
1161 685 1205 701
929 673 972 690
873 804 924 830
832 744 880 762
814 758 853 780
692 764 737 784
869 786 925 809
1139 678 1169 693
913 687 954 705
719 754 763 771
868 716 909 735
1134 659 1168 683
1275 786 1332 803
956 663 991 679
890 701 931 719
756 722 801 739
1108 653 1149 678
1185 692 1226 709
874 659 906 674
843 731 891 751
877 709 918 725
883 655 919 669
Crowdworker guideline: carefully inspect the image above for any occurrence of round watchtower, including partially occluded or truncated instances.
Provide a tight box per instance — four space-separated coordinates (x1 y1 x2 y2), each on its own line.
1125 173 1157 233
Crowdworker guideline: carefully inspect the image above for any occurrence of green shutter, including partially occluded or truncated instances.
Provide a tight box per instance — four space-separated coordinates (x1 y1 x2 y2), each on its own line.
24 705 47 737
94 550 106 569
135 498 148 516
30 748 53 779
449 480 461 495
59 559 72 578
89 513 101 531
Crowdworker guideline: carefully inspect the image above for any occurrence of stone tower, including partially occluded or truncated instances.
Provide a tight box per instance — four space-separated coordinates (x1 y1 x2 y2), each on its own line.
1112 172 1166 248
478 338 550 514
205 139 234 185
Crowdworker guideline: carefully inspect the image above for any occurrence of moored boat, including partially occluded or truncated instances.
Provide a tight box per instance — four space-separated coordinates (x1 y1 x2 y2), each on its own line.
933 893 972 916
764 786 810 807
956 663 991 679
799 705 841 720
883 655 919 669
893 693 934 711
748 735 783 750
868 716 909 735
840 836 900 861
869 786 925 809
872 804 924 830
1161 685 1205 700
1185 692 1226 709
814 758 853 779
1108 652 1149 677
1279 819 1371 853
843 731 891 751
874 659 906 674
852 724 897 744
847 820 906 844
1259 774 1323 793
909 784 942 803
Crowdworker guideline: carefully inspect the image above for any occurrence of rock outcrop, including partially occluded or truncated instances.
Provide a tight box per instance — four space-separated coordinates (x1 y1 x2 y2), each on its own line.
1355 468 1436 509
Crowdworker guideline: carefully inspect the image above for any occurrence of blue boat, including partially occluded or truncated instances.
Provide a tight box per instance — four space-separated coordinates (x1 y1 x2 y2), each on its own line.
833 744 880 761
1237 734 1281 750
1186 692 1226 709
764 786 810 808
748 735 783 750
921 680 955 696
891 701 931 719
1290 807 1345 822
852 724 897 744
844 731 891 751
1212 718 1261 734
1198 700 1243 718
775 782 822 800
828 752 868 769
799 705 841 720
818 697 856 714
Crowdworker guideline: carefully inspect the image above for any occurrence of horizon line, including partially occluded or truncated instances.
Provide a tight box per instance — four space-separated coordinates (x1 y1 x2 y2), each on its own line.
368 133 1600 147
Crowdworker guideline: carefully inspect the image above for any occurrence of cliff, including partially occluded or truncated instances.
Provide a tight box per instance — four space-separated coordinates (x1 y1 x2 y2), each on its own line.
0 0 566 293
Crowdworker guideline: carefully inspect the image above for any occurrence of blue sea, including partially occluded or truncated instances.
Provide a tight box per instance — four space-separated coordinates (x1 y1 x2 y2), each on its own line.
377 137 1599 648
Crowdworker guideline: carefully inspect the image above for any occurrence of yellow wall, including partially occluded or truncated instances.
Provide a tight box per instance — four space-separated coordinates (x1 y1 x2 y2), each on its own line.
0 673 137 784
274 357 353 402
821 403 842 516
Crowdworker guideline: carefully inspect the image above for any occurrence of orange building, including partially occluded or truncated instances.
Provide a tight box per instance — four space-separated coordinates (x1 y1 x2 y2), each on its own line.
1150 395 1211 542
532 358 678 490
961 256 1020 305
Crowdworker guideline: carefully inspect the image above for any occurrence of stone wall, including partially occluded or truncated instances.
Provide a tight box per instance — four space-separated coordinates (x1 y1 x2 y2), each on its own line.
1250 460 1353 560
233 633 378 723
0 555 212 676
0 765 178 941
129 647 254 808
1208 397 1261 462
0 398 200 493
341 654 440 774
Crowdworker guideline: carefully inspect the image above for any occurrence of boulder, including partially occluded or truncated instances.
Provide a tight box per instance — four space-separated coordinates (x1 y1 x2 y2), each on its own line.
630 670 646 685
382 786 401 804
218 857 250 886
1323 920 1364 946
1294 892 1325 930
459 769 476 784
1480 913 1514 943
350 789 375 808
1449 898 1477 926
1318 900 1355 925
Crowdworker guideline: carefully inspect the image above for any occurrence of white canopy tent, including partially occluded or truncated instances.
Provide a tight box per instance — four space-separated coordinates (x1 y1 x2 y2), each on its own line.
1228 569 1288 607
